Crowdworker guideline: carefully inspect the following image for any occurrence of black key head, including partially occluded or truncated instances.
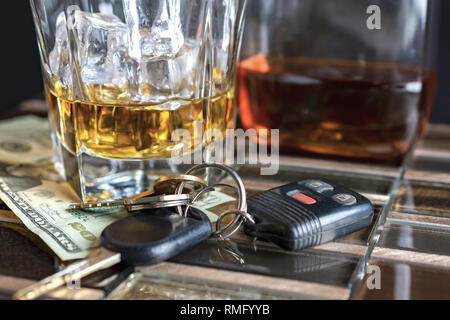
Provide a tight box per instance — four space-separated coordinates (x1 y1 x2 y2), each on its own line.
100 207 212 265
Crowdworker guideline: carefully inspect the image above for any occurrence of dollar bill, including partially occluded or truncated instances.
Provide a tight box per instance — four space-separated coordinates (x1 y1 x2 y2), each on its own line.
0 115 53 165
0 115 235 261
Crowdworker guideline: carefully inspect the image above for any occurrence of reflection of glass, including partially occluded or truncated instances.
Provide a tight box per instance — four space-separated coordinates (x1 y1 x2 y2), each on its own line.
108 272 304 300
30 0 246 201
239 0 439 166
173 239 361 287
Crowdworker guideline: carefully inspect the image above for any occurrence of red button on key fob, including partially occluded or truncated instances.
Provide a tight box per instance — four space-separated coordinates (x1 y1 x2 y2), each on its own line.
291 192 317 205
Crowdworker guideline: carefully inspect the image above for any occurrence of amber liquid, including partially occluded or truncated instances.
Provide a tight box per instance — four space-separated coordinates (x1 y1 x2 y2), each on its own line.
238 55 436 165
46 84 235 160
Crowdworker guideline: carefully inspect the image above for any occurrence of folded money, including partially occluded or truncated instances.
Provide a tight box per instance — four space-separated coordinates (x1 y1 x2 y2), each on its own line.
0 116 235 261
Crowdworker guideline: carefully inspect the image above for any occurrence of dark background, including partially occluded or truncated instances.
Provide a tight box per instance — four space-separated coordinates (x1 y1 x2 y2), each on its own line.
1 1 449 123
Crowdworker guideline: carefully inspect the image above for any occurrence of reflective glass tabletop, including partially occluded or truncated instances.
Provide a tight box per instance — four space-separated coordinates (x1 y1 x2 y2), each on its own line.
1 123 450 300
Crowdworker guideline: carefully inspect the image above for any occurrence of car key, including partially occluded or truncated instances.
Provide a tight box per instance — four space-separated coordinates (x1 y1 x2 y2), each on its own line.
67 194 192 211
67 174 207 211
244 179 374 251
125 174 207 200
14 207 212 300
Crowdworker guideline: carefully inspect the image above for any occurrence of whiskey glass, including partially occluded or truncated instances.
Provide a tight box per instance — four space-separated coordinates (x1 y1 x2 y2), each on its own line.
239 0 439 166
30 0 246 201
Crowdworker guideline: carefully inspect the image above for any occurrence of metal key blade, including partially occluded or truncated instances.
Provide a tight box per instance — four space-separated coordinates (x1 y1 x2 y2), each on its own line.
13 248 121 300
68 194 192 211
12 260 88 300
125 194 191 205
67 199 126 210
125 194 192 212
128 200 191 212
124 174 207 201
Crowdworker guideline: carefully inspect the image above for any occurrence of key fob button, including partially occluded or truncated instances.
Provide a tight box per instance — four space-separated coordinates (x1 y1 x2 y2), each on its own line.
287 190 317 205
303 180 334 193
333 193 357 206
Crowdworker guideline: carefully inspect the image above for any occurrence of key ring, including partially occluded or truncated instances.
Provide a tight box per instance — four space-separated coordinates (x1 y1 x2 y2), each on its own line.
184 184 238 217
183 183 252 238
174 163 249 240
215 210 255 240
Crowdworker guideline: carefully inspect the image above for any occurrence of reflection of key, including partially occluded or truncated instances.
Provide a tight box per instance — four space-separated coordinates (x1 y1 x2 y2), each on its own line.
13 248 121 300
14 207 212 300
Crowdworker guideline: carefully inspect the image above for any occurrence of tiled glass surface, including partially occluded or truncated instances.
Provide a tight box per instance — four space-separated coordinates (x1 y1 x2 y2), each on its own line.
350 125 450 299
0 216 131 294
377 222 450 257
4 122 450 299
387 124 450 230
107 272 312 300
0 151 398 299
409 156 450 176
0 221 57 280
170 162 396 298
172 239 361 288
392 181 450 218
406 125 450 182
354 259 450 300
415 124 450 156
238 161 396 201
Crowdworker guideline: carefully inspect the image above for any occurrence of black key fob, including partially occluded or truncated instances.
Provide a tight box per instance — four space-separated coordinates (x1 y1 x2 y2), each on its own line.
244 179 374 251
101 207 212 265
